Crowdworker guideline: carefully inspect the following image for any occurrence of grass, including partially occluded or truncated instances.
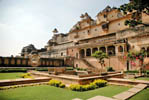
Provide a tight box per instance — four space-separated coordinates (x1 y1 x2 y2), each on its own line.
129 88 149 100
135 77 149 81
0 85 130 100
0 72 24 80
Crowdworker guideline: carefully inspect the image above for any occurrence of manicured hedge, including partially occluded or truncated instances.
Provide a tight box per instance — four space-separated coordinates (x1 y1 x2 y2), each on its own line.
36 68 48 71
20 73 32 78
107 67 115 72
48 80 65 88
69 79 107 92
0 68 28 73
124 70 139 73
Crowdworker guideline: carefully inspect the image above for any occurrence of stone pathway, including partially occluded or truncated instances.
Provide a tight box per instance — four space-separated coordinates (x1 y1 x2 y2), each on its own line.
113 84 147 100
87 96 116 100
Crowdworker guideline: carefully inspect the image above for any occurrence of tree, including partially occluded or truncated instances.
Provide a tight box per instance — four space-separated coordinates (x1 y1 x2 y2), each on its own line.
127 49 146 75
92 50 108 72
119 0 149 27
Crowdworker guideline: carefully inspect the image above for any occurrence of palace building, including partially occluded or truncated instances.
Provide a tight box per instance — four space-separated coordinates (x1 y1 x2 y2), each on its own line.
21 6 149 71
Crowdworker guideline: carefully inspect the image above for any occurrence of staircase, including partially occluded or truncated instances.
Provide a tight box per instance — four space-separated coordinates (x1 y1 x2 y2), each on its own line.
80 58 101 73
81 58 95 68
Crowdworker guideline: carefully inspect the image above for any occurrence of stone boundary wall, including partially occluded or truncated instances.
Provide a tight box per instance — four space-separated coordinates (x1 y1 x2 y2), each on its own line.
0 57 64 67
0 77 51 86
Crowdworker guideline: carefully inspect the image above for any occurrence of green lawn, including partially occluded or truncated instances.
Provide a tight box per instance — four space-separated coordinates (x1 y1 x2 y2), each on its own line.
0 85 130 100
135 77 149 81
129 88 149 100
0 73 24 80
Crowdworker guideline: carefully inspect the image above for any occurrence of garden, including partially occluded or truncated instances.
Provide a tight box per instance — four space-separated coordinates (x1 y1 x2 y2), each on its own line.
0 84 130 100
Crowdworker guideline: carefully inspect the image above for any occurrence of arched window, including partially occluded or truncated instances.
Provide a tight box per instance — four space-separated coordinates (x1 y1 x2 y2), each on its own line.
118 46 123 52
108 46 115 56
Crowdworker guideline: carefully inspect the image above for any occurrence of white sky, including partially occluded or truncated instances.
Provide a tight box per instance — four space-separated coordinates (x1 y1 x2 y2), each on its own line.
0 0 129 57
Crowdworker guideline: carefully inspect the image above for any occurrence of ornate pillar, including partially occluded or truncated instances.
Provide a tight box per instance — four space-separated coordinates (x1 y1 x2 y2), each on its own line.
115 45 118 56
84 49 86 57
122 45 125 54
97 47 99 51
91 48 93 56
105 46 108 55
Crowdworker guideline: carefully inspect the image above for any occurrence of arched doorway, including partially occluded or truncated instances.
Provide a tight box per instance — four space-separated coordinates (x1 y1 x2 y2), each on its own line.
108 46 115 56
141 47 146 52
100 47 106 53
86 48 91 56
80 49 85 58
92 47 98 54
118 46 123 53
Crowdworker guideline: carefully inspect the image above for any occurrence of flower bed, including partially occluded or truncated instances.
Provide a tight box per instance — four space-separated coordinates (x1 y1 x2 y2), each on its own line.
69 79 107 92
48 80 65 88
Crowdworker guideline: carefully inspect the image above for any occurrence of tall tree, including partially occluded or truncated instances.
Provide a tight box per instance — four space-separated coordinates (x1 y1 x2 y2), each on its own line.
119 0 149 27
92 50 108 72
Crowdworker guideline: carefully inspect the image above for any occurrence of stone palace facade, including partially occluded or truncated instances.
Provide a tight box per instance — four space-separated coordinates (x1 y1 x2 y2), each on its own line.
21 6 149 71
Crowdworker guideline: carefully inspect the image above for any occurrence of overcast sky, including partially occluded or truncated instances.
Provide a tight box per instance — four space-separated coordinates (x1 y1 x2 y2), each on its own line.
0 0 129 57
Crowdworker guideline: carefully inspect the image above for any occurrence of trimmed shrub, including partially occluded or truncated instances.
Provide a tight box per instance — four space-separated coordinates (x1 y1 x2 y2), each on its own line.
36 68 48 71
66 67 74 70
93 79 107 87
0 68 27 73
20 73 32 78
48 80 65 88
59 83 65 88
107 67 115 72
124 70 139 73
48 80 61 87
75 67 87 71
69 79 107 92
101 72 108 75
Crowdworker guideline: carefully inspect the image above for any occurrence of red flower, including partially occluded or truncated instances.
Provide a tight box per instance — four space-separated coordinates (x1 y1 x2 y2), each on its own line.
136 57 138 60
123 56 126 59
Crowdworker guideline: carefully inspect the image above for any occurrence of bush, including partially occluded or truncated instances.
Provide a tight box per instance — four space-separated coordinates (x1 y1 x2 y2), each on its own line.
69 79 107 92
36 68 48 71
69 84 82 91
20 73 32 78
0 68 27 73
107 67 115 72
48 80 65 88
59 83 65 88
66 67 74 70
75 67 87 71
101 72 108 75
124 70 139 73
93 79 107 87
89 83 97 90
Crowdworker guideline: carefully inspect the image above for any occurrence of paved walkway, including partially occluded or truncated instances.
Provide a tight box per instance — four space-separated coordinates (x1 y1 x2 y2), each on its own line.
113 84 147 100
88 96 116 100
